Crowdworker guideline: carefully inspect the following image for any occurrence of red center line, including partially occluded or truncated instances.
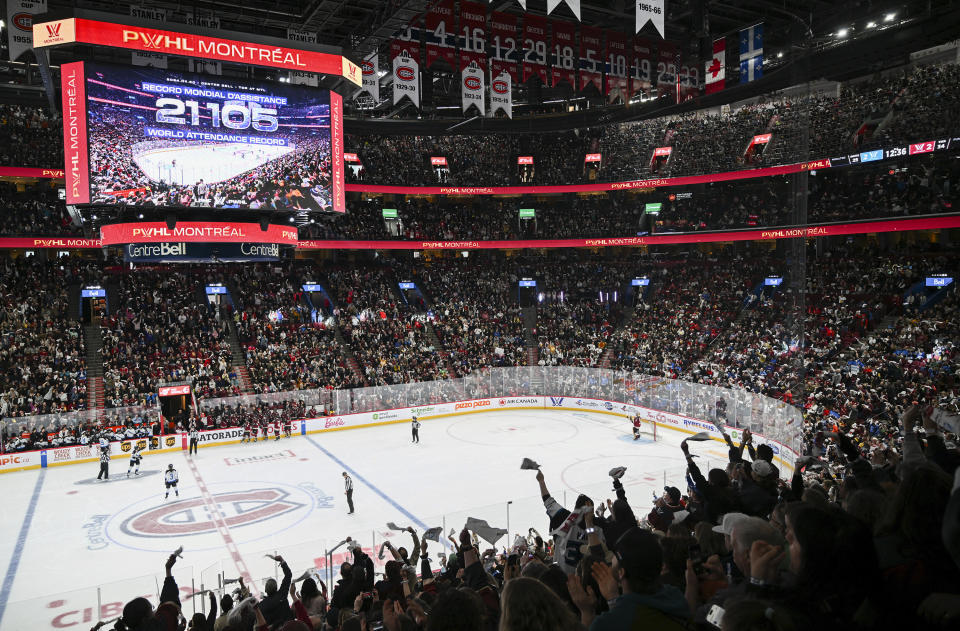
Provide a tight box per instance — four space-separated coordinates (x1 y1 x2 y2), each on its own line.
185 457 260 598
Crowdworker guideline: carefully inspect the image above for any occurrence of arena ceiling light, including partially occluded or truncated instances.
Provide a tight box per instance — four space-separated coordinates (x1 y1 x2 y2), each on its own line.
836 28 849 38
866 21 877 28
885 13 897 22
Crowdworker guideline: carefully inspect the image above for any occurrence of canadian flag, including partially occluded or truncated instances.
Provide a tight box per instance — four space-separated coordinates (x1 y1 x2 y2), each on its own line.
705 38 725 94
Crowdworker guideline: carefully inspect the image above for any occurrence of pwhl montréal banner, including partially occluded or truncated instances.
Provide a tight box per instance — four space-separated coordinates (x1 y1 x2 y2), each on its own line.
7 0 46 61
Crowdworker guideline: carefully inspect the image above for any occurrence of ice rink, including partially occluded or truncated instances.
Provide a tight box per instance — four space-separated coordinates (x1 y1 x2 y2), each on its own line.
0 409 722 629
133 142 294 186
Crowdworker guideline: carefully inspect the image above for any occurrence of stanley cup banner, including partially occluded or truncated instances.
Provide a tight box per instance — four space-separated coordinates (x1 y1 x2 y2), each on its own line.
7 0 46 61
129 6 168 68
636 0 665 38
393 49 421 107
462 62 485 115
391 27 421 107
287 29 319 86
360 52 380 103
490 71 512 118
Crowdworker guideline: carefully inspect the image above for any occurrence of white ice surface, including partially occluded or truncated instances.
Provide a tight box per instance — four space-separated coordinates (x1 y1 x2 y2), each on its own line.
0 409 729 630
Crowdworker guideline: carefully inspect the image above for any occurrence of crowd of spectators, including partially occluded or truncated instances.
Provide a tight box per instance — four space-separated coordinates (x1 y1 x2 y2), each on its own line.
231 264 363 393
0 181 78 236
100 269 234 407
328 267 447 386
98 395 960 630
407 256 527 376
0 104 61 167
0 256 87 418
337 62 960 188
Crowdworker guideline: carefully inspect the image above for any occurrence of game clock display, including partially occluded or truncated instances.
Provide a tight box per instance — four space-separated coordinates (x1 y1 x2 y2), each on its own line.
61 61 344 212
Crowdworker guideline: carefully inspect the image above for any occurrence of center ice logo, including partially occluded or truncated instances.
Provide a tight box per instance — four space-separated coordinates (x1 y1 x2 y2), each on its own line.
105 481 317 551
120 488 304 537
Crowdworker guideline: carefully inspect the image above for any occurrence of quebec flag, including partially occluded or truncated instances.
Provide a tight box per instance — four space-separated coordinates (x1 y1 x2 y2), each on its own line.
740 56 762 83
739 23 763 83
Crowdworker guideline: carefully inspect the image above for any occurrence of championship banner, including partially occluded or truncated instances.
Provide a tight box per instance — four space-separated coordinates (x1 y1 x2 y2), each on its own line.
6 0 46 61
287 29 319 86
547 0 581 20
630 36 655 98
636 0 665 38
490 71 512 118
184 13 220 29
459 1 487 71
579 25 603 93
489 11 519 82
604 30 629 102
391 28 421 107
462 62 486 115
425 0 456 69
679 55 700 101
656 41 678 102
521 14 549 84
550 19 576 88
129 6 167 68
360 52 380 103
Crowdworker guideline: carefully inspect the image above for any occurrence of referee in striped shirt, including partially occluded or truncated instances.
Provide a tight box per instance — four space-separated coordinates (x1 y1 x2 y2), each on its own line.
343 472 354 514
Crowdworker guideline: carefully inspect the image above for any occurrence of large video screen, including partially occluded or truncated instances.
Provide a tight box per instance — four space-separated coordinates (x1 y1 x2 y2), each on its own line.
61 61 345 212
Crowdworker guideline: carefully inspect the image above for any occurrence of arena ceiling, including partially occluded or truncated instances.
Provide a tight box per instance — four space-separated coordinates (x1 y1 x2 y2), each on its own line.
12 1 952 119
50 0 917 60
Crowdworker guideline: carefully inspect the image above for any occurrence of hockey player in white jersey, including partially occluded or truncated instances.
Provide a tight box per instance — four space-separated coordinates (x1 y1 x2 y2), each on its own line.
164 464 179 499
126 444 143 477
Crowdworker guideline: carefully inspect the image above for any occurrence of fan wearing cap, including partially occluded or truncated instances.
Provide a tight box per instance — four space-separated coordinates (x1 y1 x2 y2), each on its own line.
647 486 685 532
568 527 690 630
733 459 779 518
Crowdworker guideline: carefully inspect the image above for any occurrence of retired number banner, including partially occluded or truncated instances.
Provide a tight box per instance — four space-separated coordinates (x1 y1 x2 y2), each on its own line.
679 56 700 102
521 14 549 84
489 11 519 82
657 41 678 103
579 25 603 93
550 19 576 88
631 36 654 98
460 1 487 115
605 30 628 102
425 0 456 69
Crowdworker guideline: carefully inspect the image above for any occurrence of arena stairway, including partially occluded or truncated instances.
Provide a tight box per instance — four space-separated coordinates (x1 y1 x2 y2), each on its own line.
225 320 254 393
332 326 370 386
83 323 105 409
597 303 636 369
522 306 538 366
423 323 457 378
